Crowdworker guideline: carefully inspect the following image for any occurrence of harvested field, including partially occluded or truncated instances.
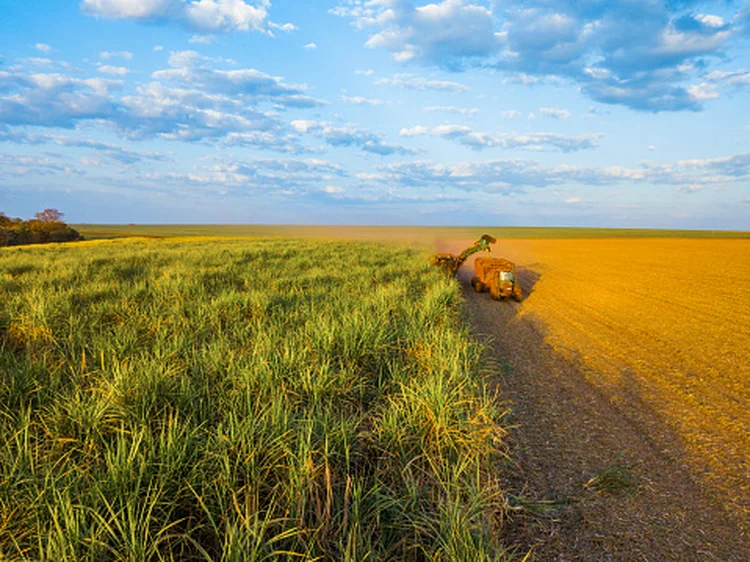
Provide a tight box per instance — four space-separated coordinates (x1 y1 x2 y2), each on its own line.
452 237 750 559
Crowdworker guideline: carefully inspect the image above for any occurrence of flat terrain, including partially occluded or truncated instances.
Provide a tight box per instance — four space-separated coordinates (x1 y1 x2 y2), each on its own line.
449 238 750 560
72 224 750 241
3 228 748 560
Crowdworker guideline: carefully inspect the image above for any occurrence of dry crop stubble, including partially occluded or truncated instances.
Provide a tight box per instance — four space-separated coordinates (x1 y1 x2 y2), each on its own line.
487 238 750 525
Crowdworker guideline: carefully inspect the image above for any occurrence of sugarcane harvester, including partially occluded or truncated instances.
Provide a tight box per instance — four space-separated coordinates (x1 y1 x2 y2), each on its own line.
431 234 523 302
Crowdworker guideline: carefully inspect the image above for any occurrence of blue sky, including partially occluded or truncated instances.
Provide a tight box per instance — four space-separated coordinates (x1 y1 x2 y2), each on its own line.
1 0 749 228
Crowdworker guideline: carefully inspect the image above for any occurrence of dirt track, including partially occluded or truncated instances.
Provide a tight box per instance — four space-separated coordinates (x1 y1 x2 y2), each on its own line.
458 266 750 561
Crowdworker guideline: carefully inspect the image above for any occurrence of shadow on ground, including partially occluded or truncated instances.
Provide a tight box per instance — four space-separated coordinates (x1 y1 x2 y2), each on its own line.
458 279 749 562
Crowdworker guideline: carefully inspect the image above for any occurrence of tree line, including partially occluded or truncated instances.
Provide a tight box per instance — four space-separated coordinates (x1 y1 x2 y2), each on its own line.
0 209 82 247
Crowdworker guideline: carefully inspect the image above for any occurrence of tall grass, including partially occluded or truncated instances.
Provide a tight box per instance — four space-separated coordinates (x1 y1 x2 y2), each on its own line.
0 237 510 560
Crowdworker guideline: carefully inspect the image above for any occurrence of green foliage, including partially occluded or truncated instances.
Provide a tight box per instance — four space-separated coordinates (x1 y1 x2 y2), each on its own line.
0 237 510 560
0 209 82 247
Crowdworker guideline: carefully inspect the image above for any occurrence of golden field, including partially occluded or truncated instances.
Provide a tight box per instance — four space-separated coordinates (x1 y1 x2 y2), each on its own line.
493 238 750 519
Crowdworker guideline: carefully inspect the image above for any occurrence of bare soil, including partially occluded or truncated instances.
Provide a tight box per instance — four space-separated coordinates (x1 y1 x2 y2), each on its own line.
456 262 750 561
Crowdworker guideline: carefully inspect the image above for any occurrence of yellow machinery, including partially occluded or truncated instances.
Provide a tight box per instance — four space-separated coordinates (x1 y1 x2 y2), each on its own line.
430 234 497 275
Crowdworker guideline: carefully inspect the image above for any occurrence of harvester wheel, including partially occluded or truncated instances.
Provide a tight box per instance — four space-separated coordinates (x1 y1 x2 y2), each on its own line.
471 276 484 292
513 288 523 302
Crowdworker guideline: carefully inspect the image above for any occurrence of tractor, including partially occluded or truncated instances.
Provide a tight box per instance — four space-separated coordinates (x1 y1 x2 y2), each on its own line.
472 257 523 302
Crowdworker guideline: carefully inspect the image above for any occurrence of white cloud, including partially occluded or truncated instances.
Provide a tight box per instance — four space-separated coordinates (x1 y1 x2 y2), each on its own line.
35 43 52 53
375 73 469 93
140 157 346 195
400 126 429 137
0 129 168 164
340 93 386 105
688 83 719 101
100 50 134 60
269 22 297 33
368 151 750 195
398 124 600 152
98 65 130 76
189 34 217 44
500 110 521 119
333 1 743 113
82 0 274 33
324 185 344 194
291 119 418 155
185 0 269 32
677 184 707 194
647 145 656 151
707 70 750 86
0 71 122 128
333 0 501 68
0 62 313 149
154 45 164 51
540 107 571 119
304 42 317 50
150 50 325 108
424 106 478 116
695 14 725 28
355 69 374 76
82 0 173 19
565 197 582 204
22 58 54 66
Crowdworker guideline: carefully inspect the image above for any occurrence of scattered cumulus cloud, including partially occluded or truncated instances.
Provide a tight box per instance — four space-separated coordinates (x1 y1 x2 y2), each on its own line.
688 83 719 101
374 73 469 93
98 65 130 76
150 50 325 109
366 151 750 194
291 119 418 155
331 0 502 69
81 0 283 34
0 129 168 164
540 107 571 119
0 53 323 150
304 42 317 50
0 72 122 128
35 43 52 53
399 124 600 152
141 156 347 195
340 93 386 106
21 58 55 67
424 106 478 116
99 50 133 60
189 34 217 44
500 110 522 119
268 22 297 33
332 0 750 113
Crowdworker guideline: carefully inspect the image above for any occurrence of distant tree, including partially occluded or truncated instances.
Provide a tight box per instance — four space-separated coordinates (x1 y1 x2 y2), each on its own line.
34 208 64 223
0 209 81 247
